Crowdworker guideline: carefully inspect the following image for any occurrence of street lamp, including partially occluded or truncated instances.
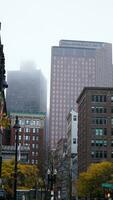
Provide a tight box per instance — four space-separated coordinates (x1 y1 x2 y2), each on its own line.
13 116 20 200
47 167 57 200
0 23 8 189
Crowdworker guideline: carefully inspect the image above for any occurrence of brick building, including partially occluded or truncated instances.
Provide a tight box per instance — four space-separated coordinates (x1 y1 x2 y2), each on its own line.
9 112 46 168
77 87 113 174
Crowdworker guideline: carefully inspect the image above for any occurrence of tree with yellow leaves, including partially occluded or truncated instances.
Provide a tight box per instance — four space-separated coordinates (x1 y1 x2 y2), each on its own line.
0 113 10 128
76 161 113 198
1 159 40 198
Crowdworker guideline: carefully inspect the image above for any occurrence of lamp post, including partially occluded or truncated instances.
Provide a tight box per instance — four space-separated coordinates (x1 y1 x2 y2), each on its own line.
47 167 57 200
0 23 8 188
13 116 20 200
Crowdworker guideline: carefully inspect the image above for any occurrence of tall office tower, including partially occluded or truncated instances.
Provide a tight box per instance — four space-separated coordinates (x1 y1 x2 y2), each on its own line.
49 40 113 149
6 65 47 114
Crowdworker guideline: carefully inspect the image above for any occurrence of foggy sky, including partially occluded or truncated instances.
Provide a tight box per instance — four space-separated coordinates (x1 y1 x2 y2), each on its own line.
0 0 113 82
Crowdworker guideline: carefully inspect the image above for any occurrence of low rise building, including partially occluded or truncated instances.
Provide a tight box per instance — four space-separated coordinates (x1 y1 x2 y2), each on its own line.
2 145 29 163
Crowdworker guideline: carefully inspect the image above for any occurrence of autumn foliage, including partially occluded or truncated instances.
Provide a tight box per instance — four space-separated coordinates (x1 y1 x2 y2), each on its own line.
76 161 113 198
1 159 39 197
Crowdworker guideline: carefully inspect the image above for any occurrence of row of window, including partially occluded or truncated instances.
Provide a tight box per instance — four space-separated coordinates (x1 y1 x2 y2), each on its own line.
91 140 107 146
15 143 38 149
16 135 38 141
31 159 38 164
32 152 38 156
92 128 107 136
92 118 113 125
32 144 38 149
91 106 107 113
91 151 107 158
92 95 113 102
19 128 39 133
19 119 41 126
92 117 107 125
91 106 113 113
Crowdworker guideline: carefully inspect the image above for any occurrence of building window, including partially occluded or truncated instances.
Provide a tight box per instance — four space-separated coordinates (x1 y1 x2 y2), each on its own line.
33 128 36 133
32 136 35 141
26 128 30 133
104 151 107 158
100 151 103 158
91 107 95 112
111 128 113 135
111 118 113 125
32 144 35 149
19 119 22 125
104 128 107 135
96 151 99 158
95 128 103 136
91 140 94 146
21 120 25 125
111 152 113 158
32 160 34 164
96 151 103 158
19 135 21 140
103 140 107 146
25 135 29 141
36 128 39 133
73 116 76 121
31 120 36 126
91 95 106 102
36 120 40 126
111 96 113 102
111 107 113 113
91 151 94 158
19 128 22 132
73 138 76 144
32 152 35 156
111 141 113 147
25 120 30 125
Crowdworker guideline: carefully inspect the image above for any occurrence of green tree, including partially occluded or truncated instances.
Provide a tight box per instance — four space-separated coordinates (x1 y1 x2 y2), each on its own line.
76 161 113 198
